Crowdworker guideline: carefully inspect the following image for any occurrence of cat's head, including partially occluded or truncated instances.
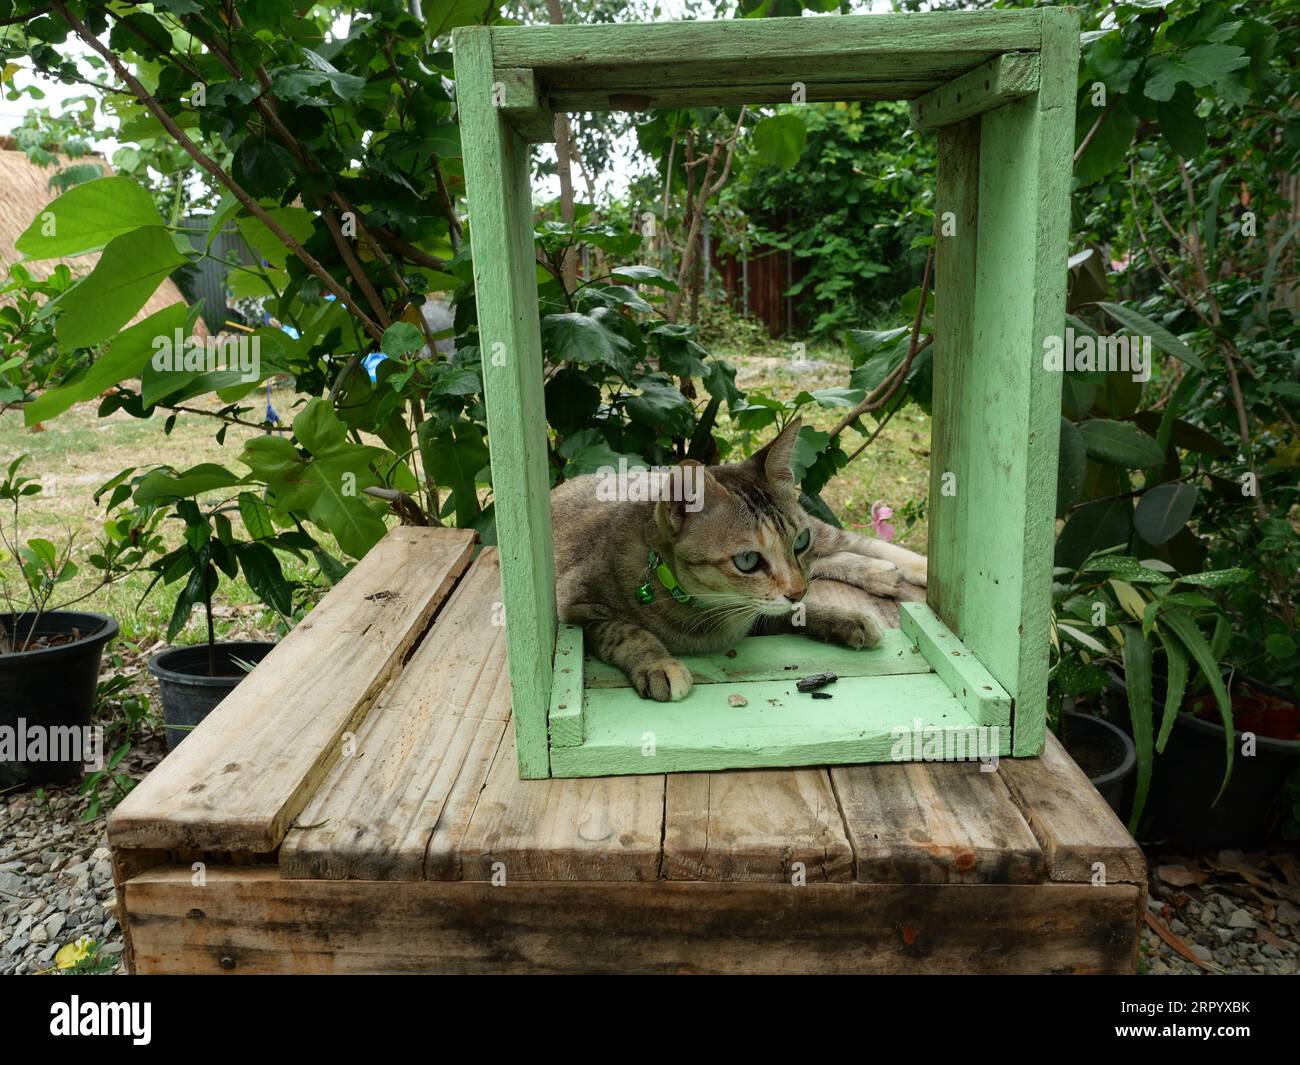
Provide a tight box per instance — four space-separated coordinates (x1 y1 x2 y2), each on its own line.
654 418 812 617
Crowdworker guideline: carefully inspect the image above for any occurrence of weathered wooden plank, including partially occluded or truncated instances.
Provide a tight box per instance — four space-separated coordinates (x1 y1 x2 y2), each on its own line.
123 865 1142 975
278 550 511 881
548 622 584 747
107 527 475 852
456 729 665 880
492 67 555 143
999 733 1147 885
583 626 929 689
552 671 1003 778
911 52 1040 128
454 28 557 779
832 761 1043 884
664 769 853 882
899 602 1011 727
491 12 1045 85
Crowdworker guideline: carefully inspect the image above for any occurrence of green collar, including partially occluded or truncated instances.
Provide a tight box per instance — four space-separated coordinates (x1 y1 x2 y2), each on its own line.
635 549 702 609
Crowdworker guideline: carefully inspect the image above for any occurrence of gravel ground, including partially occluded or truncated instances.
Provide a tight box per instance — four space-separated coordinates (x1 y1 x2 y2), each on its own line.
1 739 165 976
1141 850 1300 975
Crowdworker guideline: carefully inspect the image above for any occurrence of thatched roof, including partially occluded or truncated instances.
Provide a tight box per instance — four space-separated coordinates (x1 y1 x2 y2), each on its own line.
0 142 205 335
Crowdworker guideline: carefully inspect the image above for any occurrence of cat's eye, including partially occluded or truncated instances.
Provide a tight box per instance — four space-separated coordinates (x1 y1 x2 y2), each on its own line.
732 551 762 573
793 528 812 553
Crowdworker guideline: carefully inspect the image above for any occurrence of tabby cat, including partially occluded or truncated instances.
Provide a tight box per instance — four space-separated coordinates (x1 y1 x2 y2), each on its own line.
552 419 928 702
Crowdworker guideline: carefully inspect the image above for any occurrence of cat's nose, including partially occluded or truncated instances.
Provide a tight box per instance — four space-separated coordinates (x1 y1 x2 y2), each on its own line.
787 583 807 603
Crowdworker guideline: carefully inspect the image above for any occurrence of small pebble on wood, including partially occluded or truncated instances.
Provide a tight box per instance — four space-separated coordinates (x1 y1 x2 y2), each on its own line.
727 693 748 707
811 691 833 700
796 671 838 693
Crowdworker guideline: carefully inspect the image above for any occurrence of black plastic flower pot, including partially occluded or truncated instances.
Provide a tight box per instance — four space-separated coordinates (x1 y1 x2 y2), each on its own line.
1060 710 1137 817
1146 683 1300 853
0 611 118 788
148 641 276 750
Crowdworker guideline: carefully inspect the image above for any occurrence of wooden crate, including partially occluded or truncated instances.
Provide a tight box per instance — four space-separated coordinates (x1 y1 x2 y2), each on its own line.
452 9 1081 777
108 530 1146 974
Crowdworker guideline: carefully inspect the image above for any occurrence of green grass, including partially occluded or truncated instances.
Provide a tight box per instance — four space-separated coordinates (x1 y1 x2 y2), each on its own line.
706 330 932 551
0 396 309 650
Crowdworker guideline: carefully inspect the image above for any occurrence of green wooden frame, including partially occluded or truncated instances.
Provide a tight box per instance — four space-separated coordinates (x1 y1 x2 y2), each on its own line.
453 9 1080 779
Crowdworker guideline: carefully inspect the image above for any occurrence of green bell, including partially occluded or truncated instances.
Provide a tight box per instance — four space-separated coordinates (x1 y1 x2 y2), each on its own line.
634 581 654 604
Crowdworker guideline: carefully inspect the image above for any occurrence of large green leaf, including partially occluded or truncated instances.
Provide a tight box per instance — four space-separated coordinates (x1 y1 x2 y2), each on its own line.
135 463 246 502
1056 498 1133 569
1121 625 1154 833
1173 567 1250 588
240 398 390 558
1074 98 1137 185
14 176 162 259
610 264 678 290
1056 417 1086 517
422 0 492 38
624 378 695 439
1078 555 1171 584
235 207 316 271
1094 302 1204 371
237 542 293 615
1156 83 1206 157
1143 43 1250 102
417 420 489 526
55 227 187 350
237 492 276 540
752 113 807 170
1079 419 1165 468
1155 627 1189 754
541 311 635 375
23 303 187 426
1134 483 1198 546
1160 609 1234 801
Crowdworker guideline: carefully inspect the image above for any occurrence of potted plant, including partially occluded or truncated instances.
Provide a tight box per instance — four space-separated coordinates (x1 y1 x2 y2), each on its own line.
0 456 151 786
130 466 303 748
1150 680 1300 852
1049 551 1236 831
1148 507 1300 850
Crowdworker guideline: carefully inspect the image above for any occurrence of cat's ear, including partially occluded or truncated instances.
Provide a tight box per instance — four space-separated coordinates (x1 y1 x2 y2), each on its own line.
655 459 719 534
752 417 802 487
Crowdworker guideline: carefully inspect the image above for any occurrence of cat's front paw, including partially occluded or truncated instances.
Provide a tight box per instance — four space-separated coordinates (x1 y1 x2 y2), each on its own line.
899 557 927 588
631 657 694 702
809 607 883 650
859 560 902 597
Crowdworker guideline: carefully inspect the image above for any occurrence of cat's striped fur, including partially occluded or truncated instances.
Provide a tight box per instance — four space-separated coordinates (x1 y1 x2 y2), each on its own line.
551 419 927 701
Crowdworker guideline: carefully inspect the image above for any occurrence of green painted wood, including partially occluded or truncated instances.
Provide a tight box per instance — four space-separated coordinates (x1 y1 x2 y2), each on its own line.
549 623 585 748
453 27 557 779
453 10 1078 777
927 116 981 632
491 12 1044 108
550 672 1007 778
493 67 555 144
552 81 944 112
583 628 929 689
911 52 1040 129
898 603 1011 728
926 9 1079 758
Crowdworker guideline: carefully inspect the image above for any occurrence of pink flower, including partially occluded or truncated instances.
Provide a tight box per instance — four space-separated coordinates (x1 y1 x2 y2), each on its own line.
871 501 896 542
